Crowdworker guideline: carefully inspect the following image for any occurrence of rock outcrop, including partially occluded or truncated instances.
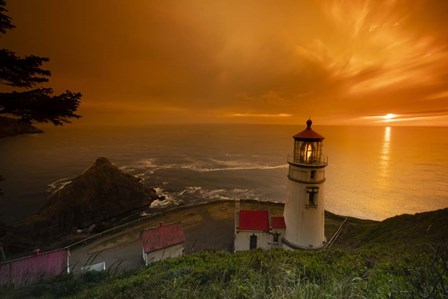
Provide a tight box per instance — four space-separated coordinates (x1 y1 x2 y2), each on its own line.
38 157 158 230
2 157 158 253
0 117 43 138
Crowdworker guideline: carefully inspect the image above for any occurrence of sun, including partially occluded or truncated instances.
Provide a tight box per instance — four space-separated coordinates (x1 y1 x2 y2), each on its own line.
383 114 397 122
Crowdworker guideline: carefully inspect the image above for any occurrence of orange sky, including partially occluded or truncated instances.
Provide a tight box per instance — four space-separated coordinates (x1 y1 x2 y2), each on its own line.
2 0 448 126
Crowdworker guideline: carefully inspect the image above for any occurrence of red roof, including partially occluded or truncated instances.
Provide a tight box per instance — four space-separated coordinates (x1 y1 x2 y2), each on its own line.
271 216 286 229
0 249 69 285
239 210 269 231
141 223 185 253
293 119 324 141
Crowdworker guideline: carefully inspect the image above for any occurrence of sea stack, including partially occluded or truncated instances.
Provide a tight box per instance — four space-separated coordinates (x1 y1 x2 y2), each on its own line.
1 157 159 254
38 157 158 230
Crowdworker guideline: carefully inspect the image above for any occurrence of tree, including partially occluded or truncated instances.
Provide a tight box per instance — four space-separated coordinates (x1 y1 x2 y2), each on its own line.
0 0 82 125
0 1 82 196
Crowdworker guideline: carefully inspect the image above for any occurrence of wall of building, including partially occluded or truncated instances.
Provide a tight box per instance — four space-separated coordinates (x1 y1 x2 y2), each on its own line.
0 250 69 285
234 231 273 251
270 229 285 248
288 166 325 183
144 243 184 266
283 178 325 249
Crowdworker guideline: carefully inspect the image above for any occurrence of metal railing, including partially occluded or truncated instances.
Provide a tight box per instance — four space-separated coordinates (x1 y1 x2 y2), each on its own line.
326 218 348 248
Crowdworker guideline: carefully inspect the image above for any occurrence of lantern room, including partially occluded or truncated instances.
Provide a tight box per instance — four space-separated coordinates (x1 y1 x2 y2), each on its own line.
291 119 325 164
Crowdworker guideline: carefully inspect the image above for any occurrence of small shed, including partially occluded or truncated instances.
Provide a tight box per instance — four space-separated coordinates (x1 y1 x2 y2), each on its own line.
0 249 70 285
234 210 286 251
141 222 185 266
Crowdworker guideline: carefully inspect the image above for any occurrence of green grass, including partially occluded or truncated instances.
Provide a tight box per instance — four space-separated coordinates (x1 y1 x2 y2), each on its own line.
2 208 447 298
1 247 446 299
336 208 448 250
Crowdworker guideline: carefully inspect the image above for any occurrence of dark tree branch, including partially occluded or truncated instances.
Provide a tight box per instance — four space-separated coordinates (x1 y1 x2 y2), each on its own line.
0 0 14 34
0 1 82 125
0 49 51 88
0 88 82 125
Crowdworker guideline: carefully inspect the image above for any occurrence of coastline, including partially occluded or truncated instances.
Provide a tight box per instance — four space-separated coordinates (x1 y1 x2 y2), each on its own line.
0 117 43 138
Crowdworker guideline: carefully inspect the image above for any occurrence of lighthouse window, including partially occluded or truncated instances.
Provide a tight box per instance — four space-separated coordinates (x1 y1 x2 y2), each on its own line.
309 192 317 206
310 170 316 179
306 187 319 207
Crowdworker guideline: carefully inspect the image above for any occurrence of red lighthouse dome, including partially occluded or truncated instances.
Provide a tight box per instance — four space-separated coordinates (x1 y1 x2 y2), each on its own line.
293 119 324 141
290 119 326 165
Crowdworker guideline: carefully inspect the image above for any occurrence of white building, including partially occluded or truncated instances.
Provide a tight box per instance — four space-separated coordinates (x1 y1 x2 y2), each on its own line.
283 119 328 249
234 210 286 251
141 222 185 266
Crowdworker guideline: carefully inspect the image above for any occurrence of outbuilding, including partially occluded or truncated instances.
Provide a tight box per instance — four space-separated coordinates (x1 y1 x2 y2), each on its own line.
141 222 185 266
234 210 286 251
0 249 70 285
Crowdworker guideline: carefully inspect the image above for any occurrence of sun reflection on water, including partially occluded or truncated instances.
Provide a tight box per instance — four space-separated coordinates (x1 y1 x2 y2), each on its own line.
378 126 391 186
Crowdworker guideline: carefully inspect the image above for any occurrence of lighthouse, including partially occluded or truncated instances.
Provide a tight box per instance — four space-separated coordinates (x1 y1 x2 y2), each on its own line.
283 119 327 249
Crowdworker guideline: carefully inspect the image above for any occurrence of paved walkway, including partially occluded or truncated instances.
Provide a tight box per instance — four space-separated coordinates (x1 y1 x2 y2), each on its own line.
69 201 341 273
70 201 240 272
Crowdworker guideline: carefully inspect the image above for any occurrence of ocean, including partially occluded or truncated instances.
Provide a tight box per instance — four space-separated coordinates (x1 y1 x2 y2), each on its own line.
0 124 447 224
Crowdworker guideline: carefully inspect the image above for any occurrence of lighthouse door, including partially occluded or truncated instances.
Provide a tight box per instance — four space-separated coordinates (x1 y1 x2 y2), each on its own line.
249 234 257 250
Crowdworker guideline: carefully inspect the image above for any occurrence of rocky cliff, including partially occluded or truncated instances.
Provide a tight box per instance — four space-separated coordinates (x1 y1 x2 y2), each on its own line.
0 117 43 138
2 157 159 253
39 157 158 230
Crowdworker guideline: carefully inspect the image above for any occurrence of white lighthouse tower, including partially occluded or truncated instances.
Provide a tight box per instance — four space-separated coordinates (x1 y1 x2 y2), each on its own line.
283 119 327 249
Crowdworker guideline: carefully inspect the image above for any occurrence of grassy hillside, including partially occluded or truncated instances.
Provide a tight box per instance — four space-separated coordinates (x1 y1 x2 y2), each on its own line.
1 208 447 299
335 208 448 250
2 248 446 299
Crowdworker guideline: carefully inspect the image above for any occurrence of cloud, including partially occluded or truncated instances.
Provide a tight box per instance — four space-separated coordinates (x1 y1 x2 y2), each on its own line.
227 113 292 118
359 109 448 126
3 0 448 125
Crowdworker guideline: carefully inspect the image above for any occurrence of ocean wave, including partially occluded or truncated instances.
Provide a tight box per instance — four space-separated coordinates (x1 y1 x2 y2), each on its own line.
149 186 262 209
176 186 259 201
179 186 202 195
119 161 155 181
130 158 287 173
120 159 158 172
47 177 72 194
193 158 287 172
150 187 182 208
197 163 287 172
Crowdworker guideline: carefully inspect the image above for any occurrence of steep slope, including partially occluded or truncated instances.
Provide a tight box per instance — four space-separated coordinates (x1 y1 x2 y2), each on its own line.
1 207 447 298
334 208 448 250
2 157 158 253
38 157 158 230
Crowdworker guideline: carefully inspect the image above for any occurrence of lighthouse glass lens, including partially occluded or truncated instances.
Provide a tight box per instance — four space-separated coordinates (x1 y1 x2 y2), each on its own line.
300 142 314 162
